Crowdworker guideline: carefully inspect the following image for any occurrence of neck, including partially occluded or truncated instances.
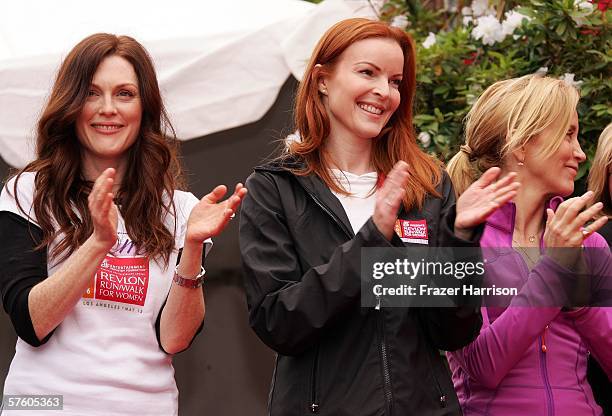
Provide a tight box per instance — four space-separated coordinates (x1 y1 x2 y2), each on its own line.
512 186 548 243
324 132 374 175
81 155 127 193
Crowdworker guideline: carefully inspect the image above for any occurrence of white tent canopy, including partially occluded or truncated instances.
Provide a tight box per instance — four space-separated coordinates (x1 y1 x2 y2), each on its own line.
0 0 376 168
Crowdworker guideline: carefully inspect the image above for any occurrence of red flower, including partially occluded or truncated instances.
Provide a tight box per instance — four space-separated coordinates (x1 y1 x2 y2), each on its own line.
594 0 610 11
580 28 600 35
463 52 478 65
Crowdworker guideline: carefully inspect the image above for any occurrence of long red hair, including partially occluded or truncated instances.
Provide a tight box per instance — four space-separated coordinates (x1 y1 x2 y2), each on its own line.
289 18 441 208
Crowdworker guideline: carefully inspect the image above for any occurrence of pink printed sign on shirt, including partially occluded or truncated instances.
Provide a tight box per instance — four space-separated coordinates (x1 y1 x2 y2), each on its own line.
394 219 429 244
93 256 150 306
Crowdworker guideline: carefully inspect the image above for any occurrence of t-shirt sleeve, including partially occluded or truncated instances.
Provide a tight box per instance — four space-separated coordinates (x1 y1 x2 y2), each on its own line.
0 172 52 346
0 211 53 346
0 172 39 225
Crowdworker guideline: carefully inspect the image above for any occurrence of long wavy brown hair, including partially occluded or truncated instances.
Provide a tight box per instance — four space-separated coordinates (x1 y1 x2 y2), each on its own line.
288 18 441 209
11 33 184 266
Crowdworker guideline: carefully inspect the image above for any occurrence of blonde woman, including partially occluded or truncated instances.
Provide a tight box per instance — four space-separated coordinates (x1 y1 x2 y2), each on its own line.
587 123 612 415
588 123 612 242
446 74 611 415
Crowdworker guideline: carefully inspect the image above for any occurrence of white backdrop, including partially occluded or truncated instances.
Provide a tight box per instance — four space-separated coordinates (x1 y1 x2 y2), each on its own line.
0 0 376 168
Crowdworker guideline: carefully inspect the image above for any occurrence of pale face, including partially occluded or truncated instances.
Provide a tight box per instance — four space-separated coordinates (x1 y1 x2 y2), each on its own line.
76 55 142 173
522 110 586 197
319 37 404 143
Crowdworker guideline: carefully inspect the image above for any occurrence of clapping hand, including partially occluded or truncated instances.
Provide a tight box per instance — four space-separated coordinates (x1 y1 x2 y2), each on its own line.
544 191 608 271
184 183 248 245
454 167 520 237
89 168 119 250
373 161 410 240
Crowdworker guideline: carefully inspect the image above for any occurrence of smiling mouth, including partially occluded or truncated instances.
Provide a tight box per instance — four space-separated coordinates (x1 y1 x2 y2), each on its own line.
91 124 124 132
358 103 384 115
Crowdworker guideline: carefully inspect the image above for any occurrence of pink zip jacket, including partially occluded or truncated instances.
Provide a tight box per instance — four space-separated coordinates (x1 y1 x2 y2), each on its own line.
447 197 612 416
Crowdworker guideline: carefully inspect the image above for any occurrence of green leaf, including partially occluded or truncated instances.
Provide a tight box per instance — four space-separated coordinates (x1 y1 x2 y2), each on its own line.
434 108 445 122
555 21 567 36
433 85 450 95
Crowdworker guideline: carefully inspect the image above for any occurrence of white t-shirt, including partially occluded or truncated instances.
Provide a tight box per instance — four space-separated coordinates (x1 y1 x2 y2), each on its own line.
0 172 210 416
329 169 378 233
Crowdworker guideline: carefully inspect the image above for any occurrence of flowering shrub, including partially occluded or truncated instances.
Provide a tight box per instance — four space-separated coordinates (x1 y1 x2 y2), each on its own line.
381 0 611 178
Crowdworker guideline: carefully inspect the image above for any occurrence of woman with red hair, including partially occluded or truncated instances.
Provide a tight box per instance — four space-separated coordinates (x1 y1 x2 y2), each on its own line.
240 18 518 415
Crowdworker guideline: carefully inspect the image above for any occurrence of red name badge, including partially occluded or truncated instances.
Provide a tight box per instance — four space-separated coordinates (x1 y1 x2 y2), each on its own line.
394 219 429 244
84 256 150 306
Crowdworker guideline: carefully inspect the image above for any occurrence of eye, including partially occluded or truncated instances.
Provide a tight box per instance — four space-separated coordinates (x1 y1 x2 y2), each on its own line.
87 89 99 97
118 89 136 97
359 69 374 77
390 79 402 88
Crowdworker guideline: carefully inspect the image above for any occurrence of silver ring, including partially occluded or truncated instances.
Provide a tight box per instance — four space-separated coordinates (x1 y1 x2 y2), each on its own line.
581 227 590 238
230 213 236 220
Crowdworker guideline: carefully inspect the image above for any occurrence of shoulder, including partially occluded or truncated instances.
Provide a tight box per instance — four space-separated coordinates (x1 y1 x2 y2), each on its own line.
584 230 609 249
591 220 612 246
426 167 454 204
0 171 38 223
253 154 304 172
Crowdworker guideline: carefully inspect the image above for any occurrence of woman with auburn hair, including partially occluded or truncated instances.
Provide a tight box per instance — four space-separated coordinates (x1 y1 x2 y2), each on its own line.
0 34 245 415
447 74 612 415
240 18 518 415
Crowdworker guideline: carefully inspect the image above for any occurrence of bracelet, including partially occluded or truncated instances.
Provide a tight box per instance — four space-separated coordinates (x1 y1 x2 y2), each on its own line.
173 266 206 288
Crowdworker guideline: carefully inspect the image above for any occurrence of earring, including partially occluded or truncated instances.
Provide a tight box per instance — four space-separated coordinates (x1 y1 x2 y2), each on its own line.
518 161 524 166
320 88 327 95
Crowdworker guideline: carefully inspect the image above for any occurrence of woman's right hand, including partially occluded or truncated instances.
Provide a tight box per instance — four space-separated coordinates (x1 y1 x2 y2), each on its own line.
544 191 608 268
88 168 118 250
373 161 410 240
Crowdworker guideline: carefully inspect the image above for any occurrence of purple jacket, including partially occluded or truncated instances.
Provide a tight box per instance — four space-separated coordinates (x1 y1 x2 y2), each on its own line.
447 198 612 416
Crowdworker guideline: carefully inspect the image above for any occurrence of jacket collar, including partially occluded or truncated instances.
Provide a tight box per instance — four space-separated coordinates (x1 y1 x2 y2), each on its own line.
486 195 564 234
255 155 355 237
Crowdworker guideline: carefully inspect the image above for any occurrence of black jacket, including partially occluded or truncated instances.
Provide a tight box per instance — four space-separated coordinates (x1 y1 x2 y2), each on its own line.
239 158 483 416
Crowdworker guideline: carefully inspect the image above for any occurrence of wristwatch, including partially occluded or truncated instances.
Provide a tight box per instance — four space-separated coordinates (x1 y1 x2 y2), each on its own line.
173 266 205 288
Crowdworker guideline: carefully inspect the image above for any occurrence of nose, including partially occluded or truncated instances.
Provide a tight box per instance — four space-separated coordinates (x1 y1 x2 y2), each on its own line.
574 139 586 163
372 77 390 99
98 94 117 115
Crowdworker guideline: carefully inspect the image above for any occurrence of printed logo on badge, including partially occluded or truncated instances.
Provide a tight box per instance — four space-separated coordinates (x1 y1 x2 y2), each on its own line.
83 256 149 306
395 219 429 244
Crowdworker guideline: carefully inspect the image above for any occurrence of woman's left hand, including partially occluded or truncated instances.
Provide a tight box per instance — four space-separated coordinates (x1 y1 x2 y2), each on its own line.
455 167 520 235
184 183 247 245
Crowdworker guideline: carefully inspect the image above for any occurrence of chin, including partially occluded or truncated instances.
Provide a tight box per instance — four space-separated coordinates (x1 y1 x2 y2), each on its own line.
356 126 385 140
555 184 575 197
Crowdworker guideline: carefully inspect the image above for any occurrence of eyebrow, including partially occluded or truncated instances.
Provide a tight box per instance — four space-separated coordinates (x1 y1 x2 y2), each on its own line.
90 82 139 89
354 61 403 77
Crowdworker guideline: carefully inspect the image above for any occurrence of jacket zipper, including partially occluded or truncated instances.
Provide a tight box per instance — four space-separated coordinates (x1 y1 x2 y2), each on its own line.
423 343 447 408
306 192 354 239
539 338 554 416
378 311 394 415
309 346 320 413
268 356 278 416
